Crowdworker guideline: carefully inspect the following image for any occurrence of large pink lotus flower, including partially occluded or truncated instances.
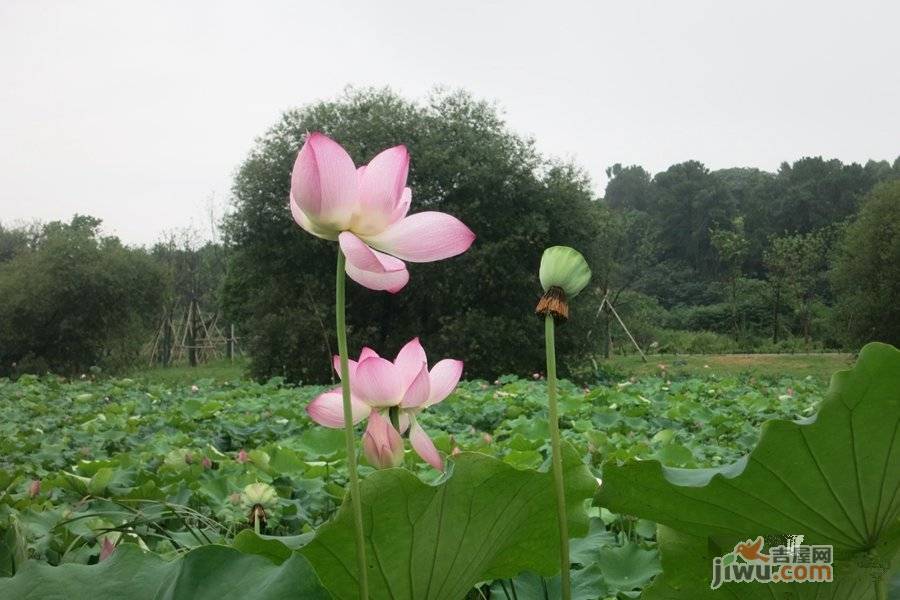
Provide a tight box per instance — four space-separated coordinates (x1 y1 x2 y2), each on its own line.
290 133 475 292
306 338 462 470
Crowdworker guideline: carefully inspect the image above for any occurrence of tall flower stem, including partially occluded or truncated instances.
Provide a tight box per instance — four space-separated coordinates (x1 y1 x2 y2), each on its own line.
336 250 369 599
545 314 571 600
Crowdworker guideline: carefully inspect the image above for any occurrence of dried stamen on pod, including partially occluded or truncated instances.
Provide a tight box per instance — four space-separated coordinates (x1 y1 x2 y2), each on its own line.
535 286 570 322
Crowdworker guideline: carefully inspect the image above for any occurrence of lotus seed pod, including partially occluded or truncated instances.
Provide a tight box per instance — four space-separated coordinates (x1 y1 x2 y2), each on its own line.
240 482 278 511
536 246 592 321
539 246 591 298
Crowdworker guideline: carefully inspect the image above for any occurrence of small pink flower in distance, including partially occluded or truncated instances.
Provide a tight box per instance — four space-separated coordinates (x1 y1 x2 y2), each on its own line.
787 387 795 397
532 373 541 380
236 449 249 464
307 338 463 470
290 133 475 292
201 457 212 470
482 433 493 445
99 537 116 562
451 446 462 456
28 479 41 498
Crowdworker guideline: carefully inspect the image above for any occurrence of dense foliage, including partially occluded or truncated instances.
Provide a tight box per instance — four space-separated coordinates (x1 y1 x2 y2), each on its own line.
603 158 900 353
1 88 896 382
830 180 900 347
223 87 603 383
223 88 898 384
0 368 826 596
0 216 163 376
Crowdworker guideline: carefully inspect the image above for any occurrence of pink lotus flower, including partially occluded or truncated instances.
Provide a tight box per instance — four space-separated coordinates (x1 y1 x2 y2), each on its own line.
236 449 249 464
28 479 40 498
307 338 462 470
290 133 475 292
99 537 116 562
362 410 404 470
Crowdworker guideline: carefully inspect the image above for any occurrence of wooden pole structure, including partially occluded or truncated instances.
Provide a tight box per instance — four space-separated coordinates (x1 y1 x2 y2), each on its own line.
595 290 648 362
602 297 647 362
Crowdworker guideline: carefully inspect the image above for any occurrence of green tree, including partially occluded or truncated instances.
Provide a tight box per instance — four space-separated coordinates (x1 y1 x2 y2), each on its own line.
0 222 35 263
831 180 900 347
651 161 736 286
0 216 163 375
762 236 791 344
710 216 750 337
763 229 828 346
774 157 882 234
712 167 780 276
590 206 659 358
223 88 601 382
603 164 654 212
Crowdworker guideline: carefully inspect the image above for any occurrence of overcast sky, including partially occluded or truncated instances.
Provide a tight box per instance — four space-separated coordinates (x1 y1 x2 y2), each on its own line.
1 1 898 245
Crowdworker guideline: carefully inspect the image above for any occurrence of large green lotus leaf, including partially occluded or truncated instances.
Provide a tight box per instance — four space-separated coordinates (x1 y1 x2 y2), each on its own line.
597 342 900 598
0 543 329 600
301 443 597 600
595 541 661 591
643 525 888 599
488 563 609 600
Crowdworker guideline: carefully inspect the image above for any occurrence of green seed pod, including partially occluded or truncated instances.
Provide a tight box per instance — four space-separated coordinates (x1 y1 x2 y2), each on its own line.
536 246 591 321
539 246 591 298
240 482 278 511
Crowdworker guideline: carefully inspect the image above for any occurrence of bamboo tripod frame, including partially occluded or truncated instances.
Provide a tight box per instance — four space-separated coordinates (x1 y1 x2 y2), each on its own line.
596 290 647 362
146 299 240 367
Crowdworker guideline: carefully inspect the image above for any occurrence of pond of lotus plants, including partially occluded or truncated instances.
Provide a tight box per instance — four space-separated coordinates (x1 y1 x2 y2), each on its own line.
0 365 841 598
0 130 897 599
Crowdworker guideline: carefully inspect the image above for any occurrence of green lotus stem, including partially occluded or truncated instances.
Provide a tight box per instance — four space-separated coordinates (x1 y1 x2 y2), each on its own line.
876 577 886 600
336 250 369 599
544 314 571 599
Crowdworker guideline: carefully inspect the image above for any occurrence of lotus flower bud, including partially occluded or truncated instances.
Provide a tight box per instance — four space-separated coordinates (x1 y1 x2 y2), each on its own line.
236 449 249 464
99 537 116 562
362 411 404 469
536 246 591 321
241 482 278 531
28 479 41 498
240 482 278 511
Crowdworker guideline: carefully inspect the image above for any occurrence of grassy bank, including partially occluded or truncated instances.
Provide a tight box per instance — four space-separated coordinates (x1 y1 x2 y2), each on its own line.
124 358 249 386
602 352 855 382
124 352 856 388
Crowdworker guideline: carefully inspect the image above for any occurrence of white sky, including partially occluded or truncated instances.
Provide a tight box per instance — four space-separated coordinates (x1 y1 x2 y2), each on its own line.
1 0 898 245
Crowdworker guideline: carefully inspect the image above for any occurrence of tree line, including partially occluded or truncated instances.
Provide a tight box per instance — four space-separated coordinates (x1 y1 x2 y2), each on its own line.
0 218 225 377
599 157 899 355
222 88 900 382
1 87 897 380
